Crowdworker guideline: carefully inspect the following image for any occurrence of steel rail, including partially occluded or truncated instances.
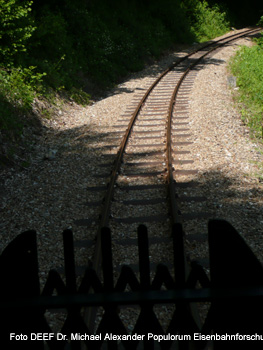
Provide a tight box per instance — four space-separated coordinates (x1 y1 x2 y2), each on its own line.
167 27 261 291
96 26 261 268
166 26 261 228
85 27 262 332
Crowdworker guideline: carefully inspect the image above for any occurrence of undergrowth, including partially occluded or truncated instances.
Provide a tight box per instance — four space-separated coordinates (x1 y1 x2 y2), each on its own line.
229 28 263 140
183 0 230 42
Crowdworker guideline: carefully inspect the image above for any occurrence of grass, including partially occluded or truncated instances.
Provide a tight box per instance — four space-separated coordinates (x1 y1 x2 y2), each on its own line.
249 160 263 182
229 34 263 140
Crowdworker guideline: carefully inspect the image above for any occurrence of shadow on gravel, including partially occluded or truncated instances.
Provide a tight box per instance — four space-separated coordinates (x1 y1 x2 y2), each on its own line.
2 116 263 237
2 29 263 251
177 167 263 259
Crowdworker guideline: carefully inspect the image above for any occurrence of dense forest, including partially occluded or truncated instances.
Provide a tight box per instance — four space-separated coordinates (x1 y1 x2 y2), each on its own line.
0 0 262 155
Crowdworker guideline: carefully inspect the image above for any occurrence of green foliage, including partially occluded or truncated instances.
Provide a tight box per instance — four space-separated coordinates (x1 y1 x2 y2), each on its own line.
0 0 40 135
258 16 263 27
184 0 230 42
0 66 45 138
230 38 263 139
0 67 45 110
0 0 35 64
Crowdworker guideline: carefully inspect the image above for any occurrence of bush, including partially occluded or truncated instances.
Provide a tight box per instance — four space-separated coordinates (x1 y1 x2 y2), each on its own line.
184 0 230 42
0 67 45 110
0 66 45 139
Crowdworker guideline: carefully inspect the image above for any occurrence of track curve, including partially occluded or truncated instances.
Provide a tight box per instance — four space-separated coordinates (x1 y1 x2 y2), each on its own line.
79 27 262 330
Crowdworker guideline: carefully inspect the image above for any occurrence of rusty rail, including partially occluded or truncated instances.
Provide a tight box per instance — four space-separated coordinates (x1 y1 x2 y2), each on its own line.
86 27 262 331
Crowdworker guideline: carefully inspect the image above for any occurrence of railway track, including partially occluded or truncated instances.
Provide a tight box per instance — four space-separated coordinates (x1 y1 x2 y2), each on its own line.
69 27 262 335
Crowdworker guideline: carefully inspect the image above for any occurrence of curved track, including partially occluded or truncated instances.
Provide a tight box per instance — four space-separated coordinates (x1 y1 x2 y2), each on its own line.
78 27 262 330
